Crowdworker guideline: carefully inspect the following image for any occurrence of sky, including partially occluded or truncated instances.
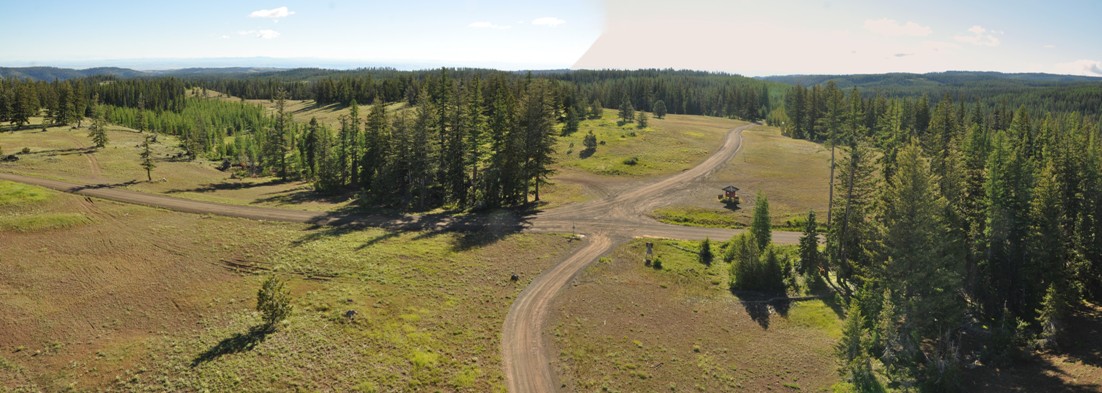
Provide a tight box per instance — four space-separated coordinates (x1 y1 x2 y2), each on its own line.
0 0 1099 77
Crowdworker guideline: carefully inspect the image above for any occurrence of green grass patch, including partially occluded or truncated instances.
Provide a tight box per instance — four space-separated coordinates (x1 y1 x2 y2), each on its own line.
0 181 53 206
555 112 743 177
0 213 90 232
786 300 843 338
651 206 744 228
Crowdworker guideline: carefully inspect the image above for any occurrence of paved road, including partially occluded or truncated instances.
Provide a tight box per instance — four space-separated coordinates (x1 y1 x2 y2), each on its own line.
0 122 803 393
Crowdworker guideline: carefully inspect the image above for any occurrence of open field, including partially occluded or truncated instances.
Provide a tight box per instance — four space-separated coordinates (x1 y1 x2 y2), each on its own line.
0 120 353 212
550 239 843 392
554 112 745 178
649 125 833 229
0 180 582 391
197 88 409 130
543 112 746 208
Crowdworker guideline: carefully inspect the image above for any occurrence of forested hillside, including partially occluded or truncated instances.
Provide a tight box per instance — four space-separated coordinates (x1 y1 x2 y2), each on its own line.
0 69 774 211
780 80 1102 390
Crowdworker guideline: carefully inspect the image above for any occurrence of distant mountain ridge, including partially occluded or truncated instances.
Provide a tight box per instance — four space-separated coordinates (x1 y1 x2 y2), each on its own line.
0 66 289 81
3 66 1100 87
760 71 1101 89
0 66 148 80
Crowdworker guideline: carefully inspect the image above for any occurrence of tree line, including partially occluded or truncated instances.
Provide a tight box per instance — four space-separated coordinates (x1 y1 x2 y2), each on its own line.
185 68 778 121
780 81 1102 390
0 76 186 129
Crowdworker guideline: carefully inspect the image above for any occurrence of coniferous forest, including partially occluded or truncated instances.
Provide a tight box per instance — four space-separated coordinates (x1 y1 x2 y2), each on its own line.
0 69 777 210
2 68 1102 390
782 80 1102 390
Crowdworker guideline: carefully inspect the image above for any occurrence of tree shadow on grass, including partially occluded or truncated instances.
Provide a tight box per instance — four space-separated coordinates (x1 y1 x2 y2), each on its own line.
965 351 1102 392
252 188 353 206
191 324 273 367
68 180 140 192
28 146 96 157
403 208 533 252
290 204 533 252
820 293 847 319
732 291 792 330
165 178 293 194
1054 302 1102 369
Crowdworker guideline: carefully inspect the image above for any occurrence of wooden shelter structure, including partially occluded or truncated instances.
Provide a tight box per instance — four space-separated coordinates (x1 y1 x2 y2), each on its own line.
719 185 740 206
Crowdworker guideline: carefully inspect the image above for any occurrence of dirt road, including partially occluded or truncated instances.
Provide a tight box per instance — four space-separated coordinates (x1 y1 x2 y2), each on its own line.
0 123 802 392
501 233 615 393
503 124 796 392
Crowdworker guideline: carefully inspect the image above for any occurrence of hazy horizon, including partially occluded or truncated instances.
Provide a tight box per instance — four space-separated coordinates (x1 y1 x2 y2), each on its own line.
2 0 1101 77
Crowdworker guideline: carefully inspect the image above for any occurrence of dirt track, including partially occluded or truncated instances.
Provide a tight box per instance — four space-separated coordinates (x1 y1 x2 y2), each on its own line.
504 124 801 392
0 123 802 392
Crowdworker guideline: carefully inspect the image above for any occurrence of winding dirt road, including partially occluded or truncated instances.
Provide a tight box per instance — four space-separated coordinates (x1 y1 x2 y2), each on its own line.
502 124 801 392
0 123 801 392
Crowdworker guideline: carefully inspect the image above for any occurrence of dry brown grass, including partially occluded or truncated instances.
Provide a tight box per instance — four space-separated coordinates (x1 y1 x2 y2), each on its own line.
650 124 833 228
0 122 352 212
0 180 582 391
550 239 843 392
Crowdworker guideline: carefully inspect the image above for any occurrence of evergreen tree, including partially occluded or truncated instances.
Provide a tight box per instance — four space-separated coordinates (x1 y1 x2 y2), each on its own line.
139 135 155 182
837 301 878 391
981 132 1034 317
582 130 597 155
410 88 437 209
135 93 146 133
589 98 603 120
362 98 387 190
880 141 962 337
635 110 648 129
827 137 878 296
563 105 580 135
0 86 11 125
728 232 761 290
751 191 772 249
271 89 293 180
464 78 489 207
798 210 822 276
520 80 557 202
1037 283 1067 348
698 238 714 266
618 95 634 125
87 94 108 149
11 83 36 129
347 100 362 185
257 275 293 329
303 117 321 179
653 99 667 119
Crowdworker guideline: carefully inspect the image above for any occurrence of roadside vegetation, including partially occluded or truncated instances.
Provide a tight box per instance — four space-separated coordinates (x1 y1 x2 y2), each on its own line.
552 236 842 392
0 180 581 391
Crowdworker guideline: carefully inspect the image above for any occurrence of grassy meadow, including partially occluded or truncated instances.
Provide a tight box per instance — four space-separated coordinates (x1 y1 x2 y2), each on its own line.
649 125 833 229
0 119 353 212
550 238 843 392
0 180 582 391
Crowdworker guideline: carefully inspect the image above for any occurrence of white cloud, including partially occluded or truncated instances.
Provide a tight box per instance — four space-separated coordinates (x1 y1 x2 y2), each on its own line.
863 18 932 37
1043 44 1056 49
532 17 565 27
468 21 511 30
238 30 281 39
954 25 1001 47
1054 59 1102 77
249 6 294 20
